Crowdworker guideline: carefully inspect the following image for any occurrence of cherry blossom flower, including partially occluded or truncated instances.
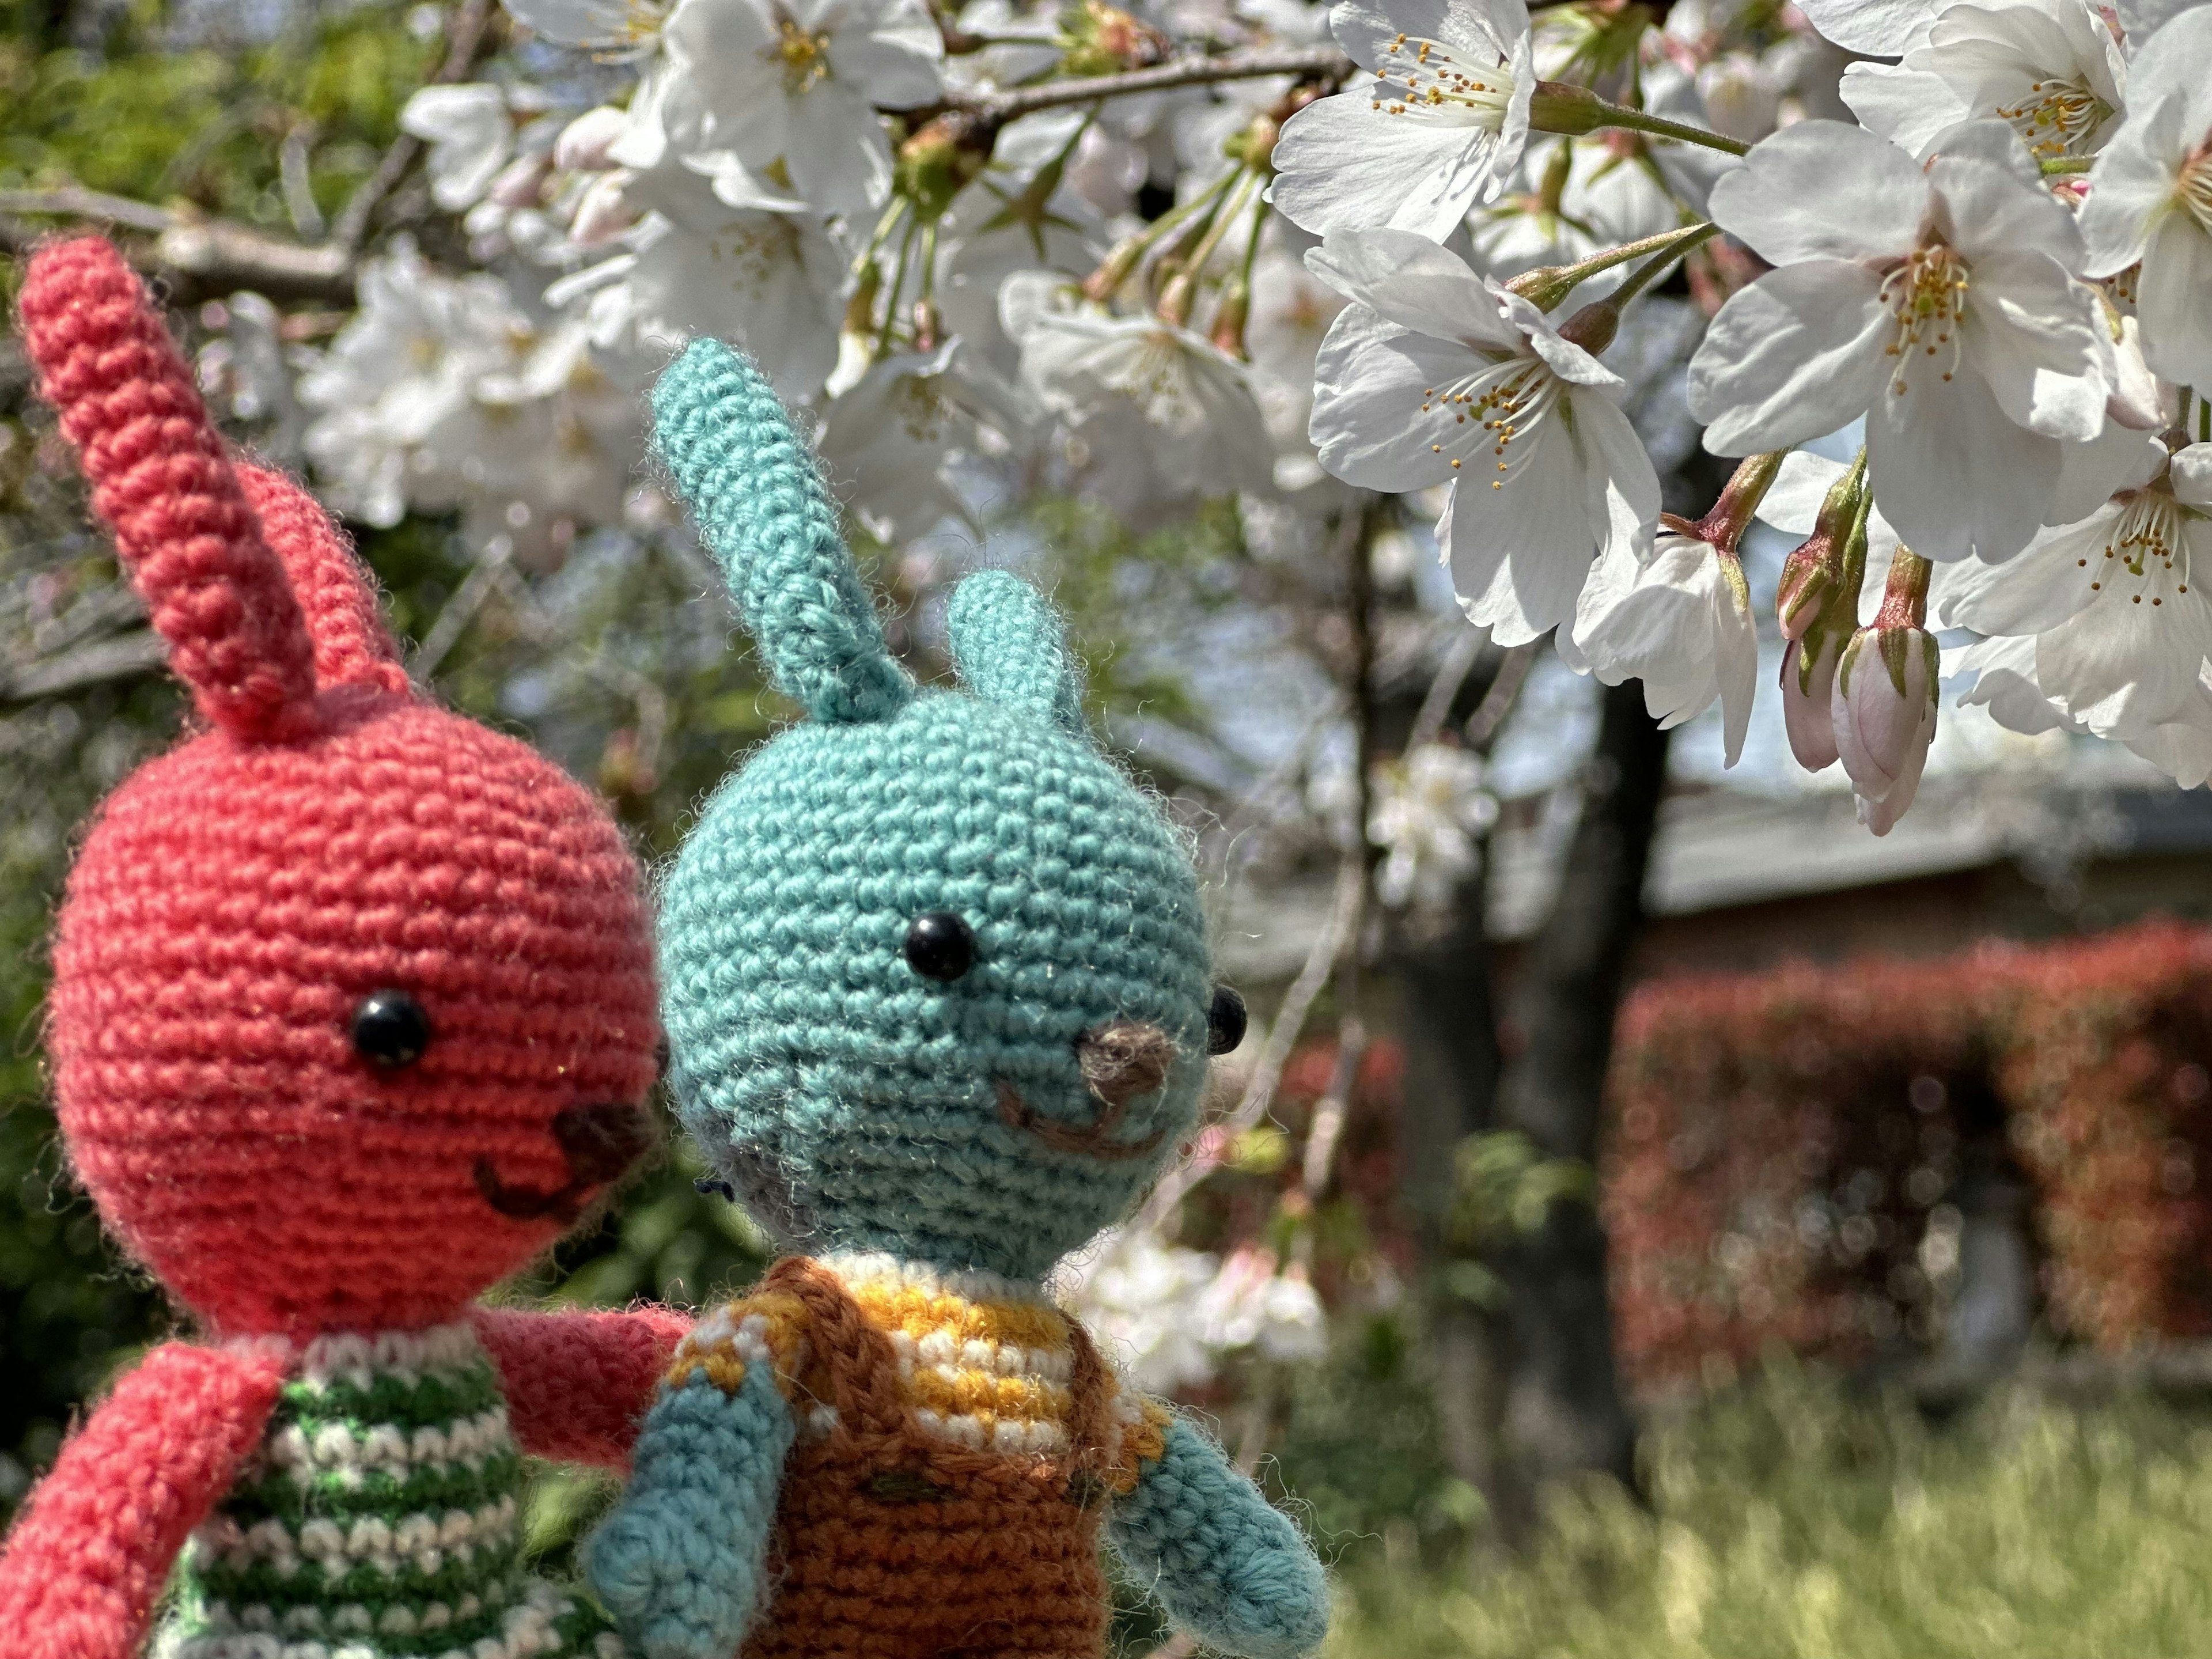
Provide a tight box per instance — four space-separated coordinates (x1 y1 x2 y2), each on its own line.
1366 743 1498 907
2077 6 2212 391
399 85 520 211
1949 631 2212 785
1270 0 1537 240
817 340 1032 540
1011 293 1278 502
639 0 945 217
1562 453 1781 768
297 241 531 528
1306 229 1660 644
561 164 844 401
1796 0 1939 55
1690 118 2115 564
1840 0 2126 162
1933 440 2212 740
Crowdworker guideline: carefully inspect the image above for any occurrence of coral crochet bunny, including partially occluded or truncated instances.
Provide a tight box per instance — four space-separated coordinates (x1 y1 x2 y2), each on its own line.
585 337 1331 1659
0 237 687 1659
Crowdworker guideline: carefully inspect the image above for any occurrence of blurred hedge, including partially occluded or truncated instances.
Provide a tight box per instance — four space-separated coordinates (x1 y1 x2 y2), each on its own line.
1606 919 2212 1389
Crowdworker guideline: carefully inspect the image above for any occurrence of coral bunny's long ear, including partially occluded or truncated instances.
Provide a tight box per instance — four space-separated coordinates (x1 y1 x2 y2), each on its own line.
236 464 411 698
651 336 911 725
17 237 319 740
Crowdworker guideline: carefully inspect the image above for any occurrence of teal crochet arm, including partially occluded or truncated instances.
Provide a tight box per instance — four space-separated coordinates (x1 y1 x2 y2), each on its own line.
1108 1416 1331 1659
585 1366 796 1659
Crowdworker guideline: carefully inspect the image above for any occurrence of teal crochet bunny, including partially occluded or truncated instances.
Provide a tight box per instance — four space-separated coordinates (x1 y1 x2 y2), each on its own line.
586 336 1330 1659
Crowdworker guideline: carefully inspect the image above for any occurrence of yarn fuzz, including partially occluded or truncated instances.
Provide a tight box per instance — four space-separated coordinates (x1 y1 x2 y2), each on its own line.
0 236 683 1659
586 336 1330 1659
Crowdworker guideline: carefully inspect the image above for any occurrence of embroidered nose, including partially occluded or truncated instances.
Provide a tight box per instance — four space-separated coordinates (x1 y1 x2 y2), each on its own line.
1075 1021 1177 1108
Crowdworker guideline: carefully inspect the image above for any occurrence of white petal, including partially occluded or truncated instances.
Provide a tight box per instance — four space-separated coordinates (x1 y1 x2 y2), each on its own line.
1797 0 1938 55
1303 232 1521 351
1957 254 2109 441
1757 449 1850 535
2169 444 2212 509
2049 423 2168 525
1690 263 1892 454
2039 587 2212 737
1929 514 2109 632
2136 215 2212 392
1270 93 1501 241
2127 6 2212 137
1707 120 1929 266
1308 308 1467 491
1446 422 1600 643
1869 361 2059 560
1950 632 2083 734
1330 0 1526 69
2078 97 2189 275
1570 386 1661 566
1839 63 1972 157
1930 132 2086 271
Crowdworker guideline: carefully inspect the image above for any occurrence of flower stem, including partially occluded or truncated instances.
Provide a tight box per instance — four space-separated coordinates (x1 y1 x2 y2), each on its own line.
1697 450 1788 551
1508 220 1715 312
1876 541 1932 628
1596 103 1751 157
1607 221 1720 309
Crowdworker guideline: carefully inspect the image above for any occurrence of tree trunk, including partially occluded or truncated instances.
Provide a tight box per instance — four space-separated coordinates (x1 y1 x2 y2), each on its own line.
1483 677 1671 1533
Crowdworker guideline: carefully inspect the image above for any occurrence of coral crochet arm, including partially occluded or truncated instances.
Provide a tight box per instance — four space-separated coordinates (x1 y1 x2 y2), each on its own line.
0 1342 286 1659
1107 1416 1332 1659
472 1304 692 1470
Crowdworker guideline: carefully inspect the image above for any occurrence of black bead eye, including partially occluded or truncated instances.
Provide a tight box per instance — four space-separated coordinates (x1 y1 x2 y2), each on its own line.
351 990 431 1069
1206 985 1248 1056
904 911 976 982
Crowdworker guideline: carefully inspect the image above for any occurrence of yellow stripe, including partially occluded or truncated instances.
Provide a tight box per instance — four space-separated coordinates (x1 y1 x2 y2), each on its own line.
907 1365 1073 1424
846 1282 1072 1353
1109 1399 1173 1494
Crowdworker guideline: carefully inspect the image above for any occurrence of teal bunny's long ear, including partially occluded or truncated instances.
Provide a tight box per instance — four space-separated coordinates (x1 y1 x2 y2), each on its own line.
652 337 911 724
946 571 1090 740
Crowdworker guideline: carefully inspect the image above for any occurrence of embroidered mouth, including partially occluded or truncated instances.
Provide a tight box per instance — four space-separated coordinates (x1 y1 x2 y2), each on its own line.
994 1081 1168 1162
474 1101 654 1222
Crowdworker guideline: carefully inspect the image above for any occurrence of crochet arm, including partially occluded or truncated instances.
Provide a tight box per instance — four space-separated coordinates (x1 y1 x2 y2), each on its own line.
586 1303 800 1659
0 1342 286 1659
471 1304 691 1470
1107 1415 1331 1659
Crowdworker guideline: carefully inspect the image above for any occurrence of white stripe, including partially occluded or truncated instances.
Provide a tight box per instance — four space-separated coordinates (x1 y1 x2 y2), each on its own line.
293 1324 487 1394
172 1579 592 1659
265 1407 516 1485
197 1497 520 1580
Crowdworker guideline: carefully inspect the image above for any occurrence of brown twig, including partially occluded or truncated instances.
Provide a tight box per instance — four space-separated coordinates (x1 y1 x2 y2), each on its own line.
944 43 1352 124
329 0 502 251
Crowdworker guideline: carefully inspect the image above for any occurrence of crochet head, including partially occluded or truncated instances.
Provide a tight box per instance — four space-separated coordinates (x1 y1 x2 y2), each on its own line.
22 237 660 1336
654 338 1232 1282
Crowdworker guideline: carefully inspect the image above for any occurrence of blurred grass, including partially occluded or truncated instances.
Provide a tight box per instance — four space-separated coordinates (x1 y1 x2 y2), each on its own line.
1316 1358 2212 1659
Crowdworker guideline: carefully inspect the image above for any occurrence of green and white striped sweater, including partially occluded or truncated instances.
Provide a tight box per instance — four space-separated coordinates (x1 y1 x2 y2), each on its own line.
155 1324 623 1659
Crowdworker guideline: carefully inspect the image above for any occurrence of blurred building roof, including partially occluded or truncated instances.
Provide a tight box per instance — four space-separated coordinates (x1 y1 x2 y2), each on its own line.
1213 760 2212 986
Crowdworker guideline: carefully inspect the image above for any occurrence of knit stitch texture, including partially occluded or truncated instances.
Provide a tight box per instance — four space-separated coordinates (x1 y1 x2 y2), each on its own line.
0 236 676 1659
599 336 1329 1659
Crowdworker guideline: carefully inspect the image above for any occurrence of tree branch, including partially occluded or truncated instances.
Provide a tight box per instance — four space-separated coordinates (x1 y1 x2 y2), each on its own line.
328 0 501 251
944 43 1352 123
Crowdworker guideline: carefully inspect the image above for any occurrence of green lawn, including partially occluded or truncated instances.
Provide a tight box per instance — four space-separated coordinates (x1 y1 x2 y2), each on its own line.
1315 1363 2212 1659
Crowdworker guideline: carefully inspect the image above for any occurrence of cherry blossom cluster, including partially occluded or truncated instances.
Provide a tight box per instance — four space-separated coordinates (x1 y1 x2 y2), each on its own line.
276 0 2212 839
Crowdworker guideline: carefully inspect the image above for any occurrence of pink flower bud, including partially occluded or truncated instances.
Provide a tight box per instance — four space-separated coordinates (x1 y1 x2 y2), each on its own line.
555 105 628 173
1832 623 1938 836
1780 634 1841 771
569 171 640 246
487 153 551 209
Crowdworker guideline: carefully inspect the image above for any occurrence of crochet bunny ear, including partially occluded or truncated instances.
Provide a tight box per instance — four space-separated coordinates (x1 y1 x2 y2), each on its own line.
17 237 320 739
946 571 1091 740
236 464 411 698
651 337 911 725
